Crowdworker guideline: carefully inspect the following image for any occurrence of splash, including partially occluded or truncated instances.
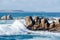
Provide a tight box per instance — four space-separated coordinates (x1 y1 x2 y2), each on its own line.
0 19 60 38
0 20 30 35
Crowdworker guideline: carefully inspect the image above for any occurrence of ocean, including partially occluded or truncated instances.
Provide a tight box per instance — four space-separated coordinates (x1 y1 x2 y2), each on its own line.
0 12 60 17
0 12 60 40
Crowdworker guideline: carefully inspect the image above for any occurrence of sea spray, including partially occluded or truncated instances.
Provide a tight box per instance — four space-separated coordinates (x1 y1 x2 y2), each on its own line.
0 20 30 35
0 20 60 40
0 20 60 37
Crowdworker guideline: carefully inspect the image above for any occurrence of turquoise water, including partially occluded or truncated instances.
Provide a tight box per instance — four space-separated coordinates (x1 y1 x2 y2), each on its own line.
0 12 60 40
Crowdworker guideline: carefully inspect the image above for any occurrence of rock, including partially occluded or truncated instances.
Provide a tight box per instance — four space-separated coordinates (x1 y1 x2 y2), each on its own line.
32 25 39 30
25 16 34 30
1 16 7 20
1 15 13 20
7 15 13 20
33 16 40 22
55 24 60 32
55 19 60 32
55 18 60 23
25 16 60 32
45 23 49 30
49 21 55 31
32 16 40 30
39 18 49 30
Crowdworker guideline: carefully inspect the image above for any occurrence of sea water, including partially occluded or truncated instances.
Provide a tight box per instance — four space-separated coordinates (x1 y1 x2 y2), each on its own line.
0 12 60 40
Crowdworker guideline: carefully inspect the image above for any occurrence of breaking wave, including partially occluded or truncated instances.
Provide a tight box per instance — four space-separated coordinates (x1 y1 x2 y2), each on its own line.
0 20 31 35
0 19 60 40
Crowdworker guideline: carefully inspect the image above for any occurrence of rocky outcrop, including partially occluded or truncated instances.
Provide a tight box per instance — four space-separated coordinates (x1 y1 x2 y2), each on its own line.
25 16 50 31
49 21 55 31
40 18 46 29
25 16 34 30
1 16 7 20
38 18 49 30
55 19 60 32
1 15 13 20
32 16 40 30
25 16 60 32
7 15 13 20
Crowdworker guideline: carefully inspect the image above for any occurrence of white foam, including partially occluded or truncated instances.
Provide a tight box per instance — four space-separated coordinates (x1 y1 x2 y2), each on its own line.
0 19 60 38
0 20 30 35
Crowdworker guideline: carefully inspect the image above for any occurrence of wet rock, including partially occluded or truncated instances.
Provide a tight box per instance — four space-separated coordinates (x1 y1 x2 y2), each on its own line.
7 15 13 20
45 23 49 30
40 18 46 29
32 16 40 30
55 24 60 32
25 16 60 32
25 16 34 30
55 19 60 32
32 25 39 30
1 15 13 20
56 19 60 24
39 18 49 30
33 16 40 22
1 16 7 20
49 21 55 31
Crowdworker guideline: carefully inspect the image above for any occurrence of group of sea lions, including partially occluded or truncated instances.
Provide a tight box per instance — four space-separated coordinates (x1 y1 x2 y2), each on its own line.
25 16 60 32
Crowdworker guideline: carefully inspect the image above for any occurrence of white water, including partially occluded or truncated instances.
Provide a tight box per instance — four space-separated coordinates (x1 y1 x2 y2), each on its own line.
0 19 60 37
0 20 31 35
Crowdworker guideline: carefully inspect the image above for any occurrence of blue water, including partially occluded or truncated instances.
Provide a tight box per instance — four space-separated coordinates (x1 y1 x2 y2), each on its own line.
0 12 60 40
0 34 60 40
0 12 60 18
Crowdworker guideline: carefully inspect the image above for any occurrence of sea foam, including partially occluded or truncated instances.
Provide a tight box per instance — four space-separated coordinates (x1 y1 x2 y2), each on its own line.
0 20 29 35
0 19 60 38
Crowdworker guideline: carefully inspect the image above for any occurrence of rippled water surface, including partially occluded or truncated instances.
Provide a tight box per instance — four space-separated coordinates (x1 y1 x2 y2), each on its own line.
0 34 60 40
